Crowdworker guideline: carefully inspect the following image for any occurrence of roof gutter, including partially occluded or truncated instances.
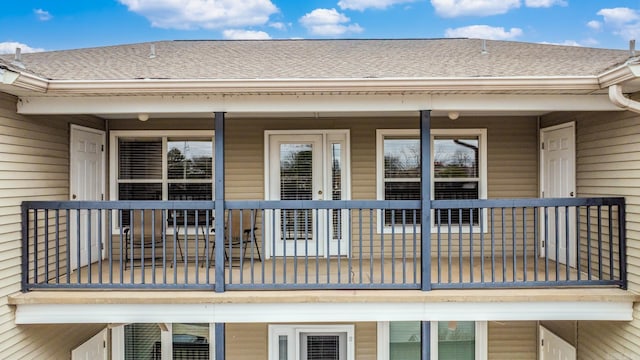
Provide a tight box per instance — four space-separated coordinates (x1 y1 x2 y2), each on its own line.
608 84 640 114
601 58 640 114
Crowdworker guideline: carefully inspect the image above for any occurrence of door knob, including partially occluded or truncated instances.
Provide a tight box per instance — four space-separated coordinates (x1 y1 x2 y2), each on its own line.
72 194 77 199
569 192 574 197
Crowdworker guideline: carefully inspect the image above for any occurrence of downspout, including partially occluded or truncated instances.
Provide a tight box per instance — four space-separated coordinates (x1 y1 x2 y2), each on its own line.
608 84 640 114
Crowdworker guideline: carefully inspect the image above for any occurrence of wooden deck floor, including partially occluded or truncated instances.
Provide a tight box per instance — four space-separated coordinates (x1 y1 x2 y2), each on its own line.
35 254 603 289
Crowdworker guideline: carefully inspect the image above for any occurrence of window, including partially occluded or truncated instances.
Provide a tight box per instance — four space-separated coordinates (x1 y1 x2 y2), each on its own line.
110 131 214 224
376 129 487 232
269 325 354 360
115 323 215 360
377 321 487 360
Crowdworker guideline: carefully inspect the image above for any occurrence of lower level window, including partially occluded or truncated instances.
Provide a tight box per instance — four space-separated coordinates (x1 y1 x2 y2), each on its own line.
380 321 487 360
118 323 214 360
269 325 354 360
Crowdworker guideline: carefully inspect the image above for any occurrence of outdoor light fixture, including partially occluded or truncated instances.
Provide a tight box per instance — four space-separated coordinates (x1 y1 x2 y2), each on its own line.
137 113 149 122
448 111 459 120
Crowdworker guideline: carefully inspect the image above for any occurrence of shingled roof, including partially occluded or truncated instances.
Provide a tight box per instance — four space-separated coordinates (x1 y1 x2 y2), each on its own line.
0 39 631 81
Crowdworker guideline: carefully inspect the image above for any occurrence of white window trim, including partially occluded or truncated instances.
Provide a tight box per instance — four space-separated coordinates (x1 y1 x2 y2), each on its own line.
109 130 215 230
268 324 355 360
376 129 487 234
376 321 487 360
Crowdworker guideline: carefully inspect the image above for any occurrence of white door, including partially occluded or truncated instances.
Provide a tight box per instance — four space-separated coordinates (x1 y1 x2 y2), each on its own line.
541 123 576 266
70 125 105 270
539 325 576 360
267 132 349 258
71 328 108 360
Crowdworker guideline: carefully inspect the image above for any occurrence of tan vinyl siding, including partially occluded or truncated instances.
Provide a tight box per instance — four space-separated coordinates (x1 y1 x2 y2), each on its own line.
0 92 105 359
488 321 537 360
540 320 576 346
542 108 640 360
225 322 376 359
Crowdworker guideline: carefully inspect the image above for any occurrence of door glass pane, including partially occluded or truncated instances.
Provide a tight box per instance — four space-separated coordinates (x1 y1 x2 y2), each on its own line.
331 143 342 241
172 323 210 360
278 335 288 360
304 335 340 360
168 140 213 180
280 144 313 241
389 321 421 360
437 321 475 360
124 323 161 360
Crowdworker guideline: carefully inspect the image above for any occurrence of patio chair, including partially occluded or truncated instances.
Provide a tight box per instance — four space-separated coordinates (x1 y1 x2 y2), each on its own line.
207 209 261 264
123 209 165 269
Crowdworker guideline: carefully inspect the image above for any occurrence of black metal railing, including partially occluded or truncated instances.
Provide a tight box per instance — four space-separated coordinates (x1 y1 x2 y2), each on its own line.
21 197 626 291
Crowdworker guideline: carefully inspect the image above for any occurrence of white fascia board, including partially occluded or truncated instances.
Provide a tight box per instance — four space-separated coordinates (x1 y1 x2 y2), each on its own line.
14 301 633 324
43 77 600 95
17 93 622 115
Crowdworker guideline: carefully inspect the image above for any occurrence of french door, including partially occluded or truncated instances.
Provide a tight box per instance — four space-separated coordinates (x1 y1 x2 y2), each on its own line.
266 131 350 258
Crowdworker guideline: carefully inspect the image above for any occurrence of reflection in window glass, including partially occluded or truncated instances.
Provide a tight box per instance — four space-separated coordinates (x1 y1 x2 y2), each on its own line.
167 140 213 180
389 321 421 360
437 321 475 360
172 323 210 360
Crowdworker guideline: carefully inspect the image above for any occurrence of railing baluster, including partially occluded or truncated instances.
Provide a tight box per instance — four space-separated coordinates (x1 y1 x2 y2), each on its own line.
480 207 485 283
447 209 452 283
512 207 516 283
544 207 549 282
586 206 592 280
576 206 580 281
491 208 495 283
522 207 527 283
554 206 559 282
458 208 463 284
304 209 309 285
565 205 570 281
437 209 442 284
98 209 103 284
533 207 538 282
597 205 603 280
55 209 60 284
608 205 614 281
44 209 49 285
470 208 474 284
348 209 353 285
501 207 506 282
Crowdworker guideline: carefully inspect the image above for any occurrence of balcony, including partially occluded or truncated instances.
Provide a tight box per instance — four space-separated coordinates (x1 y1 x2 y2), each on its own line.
21 197 626 291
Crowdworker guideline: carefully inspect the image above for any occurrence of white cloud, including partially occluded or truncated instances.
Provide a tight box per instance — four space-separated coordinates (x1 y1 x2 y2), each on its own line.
524 0 567 8
597 7 639 26
445 25 523 40
597 7 640 41
0 41 45 55
587 20 602 31
338 0 416 11
34 9 52 21
299 8 364 36
117 0 278 30
268 22 287 30
222 29 271 39
539 40 582 47
431 0 520 18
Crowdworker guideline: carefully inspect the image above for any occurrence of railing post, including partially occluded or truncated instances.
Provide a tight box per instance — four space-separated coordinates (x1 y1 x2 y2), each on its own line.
618 199 627 289
215 323 225 360
215 112 226 292
420 110 432 291
21 202 29 292
421 321 431 360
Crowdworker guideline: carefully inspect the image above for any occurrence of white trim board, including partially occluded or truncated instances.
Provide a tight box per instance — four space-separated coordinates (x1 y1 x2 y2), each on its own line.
17 94 622 115
14 301 633 324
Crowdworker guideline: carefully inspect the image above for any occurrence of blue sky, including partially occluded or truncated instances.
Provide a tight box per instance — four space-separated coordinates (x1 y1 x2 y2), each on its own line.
0 0 639 54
